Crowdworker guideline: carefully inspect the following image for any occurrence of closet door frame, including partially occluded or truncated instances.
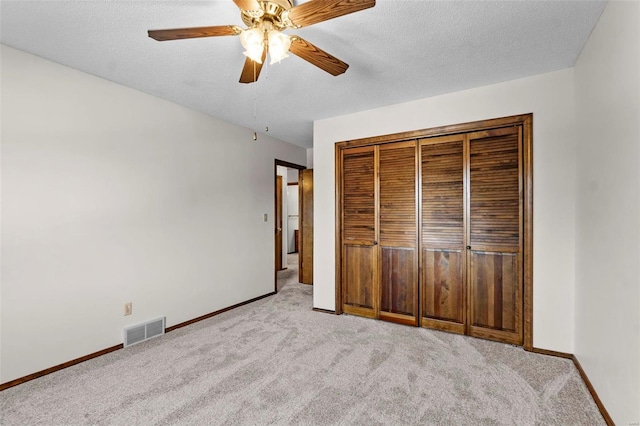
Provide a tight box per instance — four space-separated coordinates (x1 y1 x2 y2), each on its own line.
335 113 533 349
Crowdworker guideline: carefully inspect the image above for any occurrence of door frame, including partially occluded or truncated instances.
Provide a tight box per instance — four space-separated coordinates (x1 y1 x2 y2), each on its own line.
275 175 284 272
274 159 307 293
334 113 533 350
298 169 314 285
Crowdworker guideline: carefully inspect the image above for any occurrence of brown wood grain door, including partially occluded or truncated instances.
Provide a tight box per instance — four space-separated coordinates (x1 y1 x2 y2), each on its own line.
467 127 523 345
341 146 377 318
378 141 418 326
420 135 467 334
299 169 313 284
336 114 532 347
275 175 284 272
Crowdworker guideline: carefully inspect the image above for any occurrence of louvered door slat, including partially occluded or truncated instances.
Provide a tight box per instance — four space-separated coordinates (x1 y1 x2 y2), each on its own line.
343 150 375 243
378 142 417 324
469 130 520 250
379 144 416 247
421 139 464 249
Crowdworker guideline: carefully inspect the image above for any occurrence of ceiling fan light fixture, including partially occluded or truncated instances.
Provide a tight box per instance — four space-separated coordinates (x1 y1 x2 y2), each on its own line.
268 30 291 64
148 0 377 83
240 27 265 63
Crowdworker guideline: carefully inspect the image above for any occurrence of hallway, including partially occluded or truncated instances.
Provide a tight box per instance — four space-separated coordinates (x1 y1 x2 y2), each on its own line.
277 253 300 292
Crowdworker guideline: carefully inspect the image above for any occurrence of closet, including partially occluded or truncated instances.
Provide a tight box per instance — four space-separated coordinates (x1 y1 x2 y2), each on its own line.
337 114 532 346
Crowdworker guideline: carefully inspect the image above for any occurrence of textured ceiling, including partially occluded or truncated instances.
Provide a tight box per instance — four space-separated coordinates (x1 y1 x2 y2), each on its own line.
0 0 606 148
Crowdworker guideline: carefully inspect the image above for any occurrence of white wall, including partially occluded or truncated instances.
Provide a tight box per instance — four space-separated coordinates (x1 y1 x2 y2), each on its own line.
574 1 640 424
0 45 306 384
287 168 298 183
276 165 289 259
313 68 577 353
287 184 299 253
286 166 299 254
306 148 313 169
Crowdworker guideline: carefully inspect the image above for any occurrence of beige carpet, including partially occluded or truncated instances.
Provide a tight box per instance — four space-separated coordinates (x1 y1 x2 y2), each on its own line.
1 256 604 425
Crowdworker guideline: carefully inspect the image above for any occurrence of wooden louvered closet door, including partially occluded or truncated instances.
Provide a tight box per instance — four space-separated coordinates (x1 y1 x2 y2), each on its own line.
337 116 528 347
378 142 418 326
467 127 523 345
420 135 466 334
341 146 377 318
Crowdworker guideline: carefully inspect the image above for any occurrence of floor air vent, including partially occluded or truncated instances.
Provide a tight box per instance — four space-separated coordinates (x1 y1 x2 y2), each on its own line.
124 317 165 347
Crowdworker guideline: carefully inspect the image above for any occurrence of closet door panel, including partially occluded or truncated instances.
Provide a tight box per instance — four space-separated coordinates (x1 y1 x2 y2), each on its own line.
422 249 464 323
380 247 415 317
342 147 377 318
378 142 418 325
420 136 465 333
467 127 522 344
344 245 375 310
470 252 518 332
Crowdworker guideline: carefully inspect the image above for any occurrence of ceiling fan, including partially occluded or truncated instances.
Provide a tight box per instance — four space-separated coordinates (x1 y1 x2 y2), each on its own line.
148 0 376 84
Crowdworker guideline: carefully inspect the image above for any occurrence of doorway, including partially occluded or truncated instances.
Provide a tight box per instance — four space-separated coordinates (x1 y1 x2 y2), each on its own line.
275 160 308 293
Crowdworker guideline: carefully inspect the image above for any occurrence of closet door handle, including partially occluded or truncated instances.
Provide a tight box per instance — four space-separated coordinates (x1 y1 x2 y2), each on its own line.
466 246 471 250
373 241 378 246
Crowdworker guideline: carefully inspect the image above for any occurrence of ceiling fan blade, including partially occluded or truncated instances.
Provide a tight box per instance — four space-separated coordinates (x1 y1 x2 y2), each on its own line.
233 0 262 12
148 25 241 41
285 0 375 28
239 49 268 83
289 36 348 76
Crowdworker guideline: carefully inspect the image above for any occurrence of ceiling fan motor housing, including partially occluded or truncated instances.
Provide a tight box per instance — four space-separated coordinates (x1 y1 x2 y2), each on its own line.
241 0 295 29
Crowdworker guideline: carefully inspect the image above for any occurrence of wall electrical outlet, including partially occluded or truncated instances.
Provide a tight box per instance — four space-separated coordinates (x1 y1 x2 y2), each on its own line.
124 302 132 316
